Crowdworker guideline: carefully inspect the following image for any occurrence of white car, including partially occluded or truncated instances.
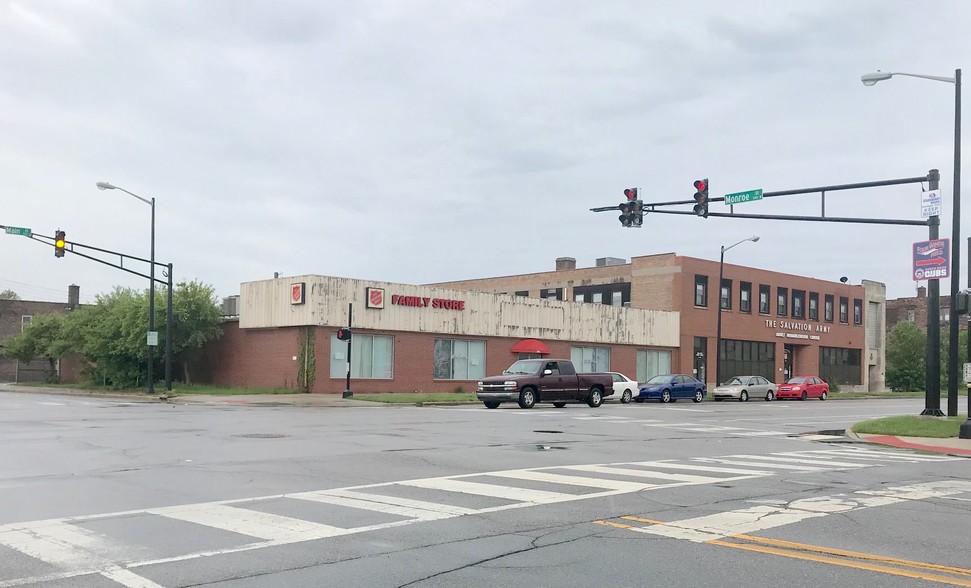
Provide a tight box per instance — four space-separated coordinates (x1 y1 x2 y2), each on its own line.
607 372 637 403
712 375 775 402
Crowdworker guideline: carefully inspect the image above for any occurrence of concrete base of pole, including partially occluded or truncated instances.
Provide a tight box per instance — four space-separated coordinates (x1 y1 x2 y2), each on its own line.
342 390 353 398
960 420 971 439
920 408 945 416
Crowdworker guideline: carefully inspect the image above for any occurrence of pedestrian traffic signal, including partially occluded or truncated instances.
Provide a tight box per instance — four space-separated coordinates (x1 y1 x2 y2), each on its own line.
692 179 709 218
337 327 352 341
54 230 66 258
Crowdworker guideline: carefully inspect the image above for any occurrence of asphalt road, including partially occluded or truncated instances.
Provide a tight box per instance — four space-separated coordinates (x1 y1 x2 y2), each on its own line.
0 388 968 587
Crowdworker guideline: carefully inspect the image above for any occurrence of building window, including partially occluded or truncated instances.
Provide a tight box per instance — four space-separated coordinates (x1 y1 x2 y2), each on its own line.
720 279 732 311
330 333 394 379
839 297 849 324
571 346 610 373
740 282 752 313
809 292 819 321
907 309 916 322
612 291 623 306
592 292 603 304
759 285 770 314
792 290 805 319
853 299 863 325
777 287 788 316
695 275 708 307
636 349 672 383
540 288 563 301
433 339 485 380
719 340 775 383
819 347 862 385
21 315 32 332
515 290 529 297
825 294 834 322
575 293 584 302
573 283 631 307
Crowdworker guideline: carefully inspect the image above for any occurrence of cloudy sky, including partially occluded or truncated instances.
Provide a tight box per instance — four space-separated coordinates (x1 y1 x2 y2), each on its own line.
1 1 967 305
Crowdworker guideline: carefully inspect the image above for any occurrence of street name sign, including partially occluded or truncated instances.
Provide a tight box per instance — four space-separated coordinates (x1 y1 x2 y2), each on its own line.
3 226 31 237
912 238 950 281
724 189 763 205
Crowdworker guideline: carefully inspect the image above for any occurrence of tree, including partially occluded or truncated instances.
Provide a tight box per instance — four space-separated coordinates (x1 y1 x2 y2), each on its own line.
885 321 926 391
0 289 20 300
162 280 223 384
2 312 69 382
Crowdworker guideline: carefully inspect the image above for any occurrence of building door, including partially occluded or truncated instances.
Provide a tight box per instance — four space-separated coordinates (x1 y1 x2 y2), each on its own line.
693 337 707 384
783 344 794 380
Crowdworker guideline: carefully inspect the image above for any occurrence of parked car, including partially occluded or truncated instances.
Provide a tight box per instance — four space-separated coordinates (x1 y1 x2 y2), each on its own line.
476 359 614 409
606 372 637 403
776 376 829 400
713 375 776 402
634 374 706 403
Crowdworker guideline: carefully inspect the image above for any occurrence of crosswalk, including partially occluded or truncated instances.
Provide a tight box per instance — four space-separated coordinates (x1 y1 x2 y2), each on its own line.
0 447 959 587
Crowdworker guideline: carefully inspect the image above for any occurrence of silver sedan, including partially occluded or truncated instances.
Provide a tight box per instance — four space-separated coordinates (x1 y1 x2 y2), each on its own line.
712 375 775 402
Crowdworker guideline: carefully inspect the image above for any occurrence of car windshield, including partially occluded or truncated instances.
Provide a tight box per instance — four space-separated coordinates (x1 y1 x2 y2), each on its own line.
723 377 743 385
645 375 674 384
503 359 544 375
787 377 808 384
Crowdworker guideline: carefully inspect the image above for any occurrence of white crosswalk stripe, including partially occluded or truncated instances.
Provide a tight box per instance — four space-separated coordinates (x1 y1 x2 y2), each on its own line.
0 447 960 588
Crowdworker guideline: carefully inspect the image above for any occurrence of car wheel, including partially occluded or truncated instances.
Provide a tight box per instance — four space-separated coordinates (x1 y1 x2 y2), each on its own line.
693 390 704 403
739 391 748 402
765 390 774 401
587 387 603 408
552 402 567 408
661 390 672 403
483 401 500 409
518 387 537 409
800 391 807 401
820 391 828 401
621 389 632 404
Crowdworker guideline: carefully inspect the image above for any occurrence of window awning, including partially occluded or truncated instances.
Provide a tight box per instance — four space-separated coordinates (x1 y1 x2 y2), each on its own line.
510 339 550 355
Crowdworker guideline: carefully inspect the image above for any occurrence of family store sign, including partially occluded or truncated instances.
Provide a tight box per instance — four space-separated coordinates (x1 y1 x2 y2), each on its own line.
364 287 466 310
764 319 830 341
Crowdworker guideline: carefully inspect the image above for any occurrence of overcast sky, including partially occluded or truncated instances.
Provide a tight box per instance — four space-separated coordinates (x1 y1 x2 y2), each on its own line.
1 1 967 306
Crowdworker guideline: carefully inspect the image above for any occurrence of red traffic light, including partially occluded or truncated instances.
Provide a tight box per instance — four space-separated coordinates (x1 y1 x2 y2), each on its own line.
337 327 352 341
693 179 707 192
624 188 637 200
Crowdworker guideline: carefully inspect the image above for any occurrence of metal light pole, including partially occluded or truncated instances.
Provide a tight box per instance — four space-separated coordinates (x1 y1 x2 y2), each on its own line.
716 235 760 386
862 69 962 418
97 181 157 395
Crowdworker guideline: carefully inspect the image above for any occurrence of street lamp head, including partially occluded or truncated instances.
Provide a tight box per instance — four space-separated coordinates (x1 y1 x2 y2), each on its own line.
96 182 116 190
861 71 893 86
750 235 760 243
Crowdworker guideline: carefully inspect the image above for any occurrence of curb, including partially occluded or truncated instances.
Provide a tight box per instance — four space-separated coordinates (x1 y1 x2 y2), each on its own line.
844 428 971 458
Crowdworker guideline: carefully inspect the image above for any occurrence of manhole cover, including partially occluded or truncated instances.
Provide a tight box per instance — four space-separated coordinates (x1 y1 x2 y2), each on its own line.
233 433 288 439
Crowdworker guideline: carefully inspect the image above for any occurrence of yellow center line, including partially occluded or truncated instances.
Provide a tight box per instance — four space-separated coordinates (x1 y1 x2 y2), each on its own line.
707 539 971 588
729 533 971 577
619 516 664 525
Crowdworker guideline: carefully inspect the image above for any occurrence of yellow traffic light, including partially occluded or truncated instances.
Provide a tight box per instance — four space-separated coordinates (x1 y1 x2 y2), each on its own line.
54 230 66 258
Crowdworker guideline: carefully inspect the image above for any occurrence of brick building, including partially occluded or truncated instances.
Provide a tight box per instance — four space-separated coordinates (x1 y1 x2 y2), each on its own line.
885 286 969 332
0 285 82 382
203 276 680 394
433 253 886 392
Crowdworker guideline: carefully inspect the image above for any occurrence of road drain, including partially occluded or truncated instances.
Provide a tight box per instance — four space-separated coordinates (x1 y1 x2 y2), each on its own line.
233 433 288 439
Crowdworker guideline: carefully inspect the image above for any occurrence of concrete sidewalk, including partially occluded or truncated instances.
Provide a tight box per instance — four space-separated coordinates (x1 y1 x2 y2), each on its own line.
847 430 971 457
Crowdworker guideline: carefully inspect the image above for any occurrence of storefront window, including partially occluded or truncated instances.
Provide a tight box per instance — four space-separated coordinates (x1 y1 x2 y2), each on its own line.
434 339 485 380
636 349 671 383
330 334 394 379
571 346 610 373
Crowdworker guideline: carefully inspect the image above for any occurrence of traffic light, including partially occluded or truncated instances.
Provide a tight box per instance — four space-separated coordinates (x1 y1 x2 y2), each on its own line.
692 179 709 218
54 230 66 258
618 188 642 227
336 327 352 341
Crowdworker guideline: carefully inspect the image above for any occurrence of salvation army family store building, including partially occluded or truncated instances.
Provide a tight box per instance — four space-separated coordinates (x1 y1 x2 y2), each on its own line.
204 276 681 394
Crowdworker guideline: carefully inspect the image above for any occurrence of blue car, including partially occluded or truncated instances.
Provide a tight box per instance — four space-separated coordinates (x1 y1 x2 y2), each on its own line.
634 374 706 404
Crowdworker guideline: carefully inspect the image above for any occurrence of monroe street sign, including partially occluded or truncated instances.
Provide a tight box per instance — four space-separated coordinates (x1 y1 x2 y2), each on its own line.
724 189 763 205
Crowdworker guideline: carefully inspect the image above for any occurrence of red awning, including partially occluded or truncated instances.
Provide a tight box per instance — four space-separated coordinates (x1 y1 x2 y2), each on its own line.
510 339 550 355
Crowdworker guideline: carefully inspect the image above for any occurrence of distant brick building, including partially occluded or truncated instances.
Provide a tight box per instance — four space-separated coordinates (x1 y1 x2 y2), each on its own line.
0 285 82 382
886 286 969 333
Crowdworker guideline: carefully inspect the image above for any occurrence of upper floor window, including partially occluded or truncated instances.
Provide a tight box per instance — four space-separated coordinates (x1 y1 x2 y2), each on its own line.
824 294 835 322
839 296 849 323
777 287 788 316
720 279 732 311
792 290 805 319
740 282 752 313
809 292 819 321
695 275 708 307
21 315 32 332
759 285 770 314
853 299 863 325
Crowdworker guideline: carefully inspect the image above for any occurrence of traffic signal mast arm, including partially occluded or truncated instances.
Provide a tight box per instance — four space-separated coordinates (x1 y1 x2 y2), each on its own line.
21 231 172 285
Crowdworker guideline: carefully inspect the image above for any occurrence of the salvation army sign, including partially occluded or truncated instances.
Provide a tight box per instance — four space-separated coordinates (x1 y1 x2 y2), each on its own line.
366 287 385 309
290 282 305 305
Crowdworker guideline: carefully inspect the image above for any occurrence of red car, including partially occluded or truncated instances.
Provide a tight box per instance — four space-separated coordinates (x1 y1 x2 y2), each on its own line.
776 376 829 400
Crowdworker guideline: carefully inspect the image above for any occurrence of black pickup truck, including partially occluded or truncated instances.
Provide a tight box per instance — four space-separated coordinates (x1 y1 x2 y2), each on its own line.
475 358 614 409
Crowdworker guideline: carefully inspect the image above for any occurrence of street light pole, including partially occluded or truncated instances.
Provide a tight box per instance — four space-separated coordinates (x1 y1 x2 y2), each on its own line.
862 69 962 417
716 235 760 386
97 181 157 395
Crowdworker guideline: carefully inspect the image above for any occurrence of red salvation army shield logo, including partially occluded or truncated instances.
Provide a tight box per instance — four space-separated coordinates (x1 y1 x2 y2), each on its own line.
290 282 305 305
366 287 385 309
